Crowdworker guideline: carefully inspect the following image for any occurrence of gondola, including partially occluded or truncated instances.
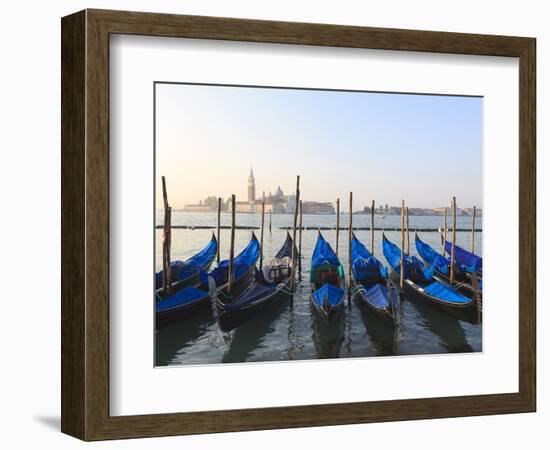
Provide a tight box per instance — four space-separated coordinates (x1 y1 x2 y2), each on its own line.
350 233 400 325
155 233 218 291
309 232 345 322
442 237 483 277
216 232 295 331
382 234 480 324
155 233 259 329
415 233 482 299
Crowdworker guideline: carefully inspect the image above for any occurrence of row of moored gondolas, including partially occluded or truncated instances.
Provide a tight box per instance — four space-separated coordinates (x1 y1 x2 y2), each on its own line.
156 216 483 332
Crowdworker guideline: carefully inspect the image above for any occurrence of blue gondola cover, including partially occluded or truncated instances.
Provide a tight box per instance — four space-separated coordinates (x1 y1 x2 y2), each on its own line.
351 235 388 283
156 286 209 312
415 234 450 274
311 232 341 269
312 283 345 308
155 235 218 289
382 234 433 281
444 240 483 273
422 281 471 304
207 234 260 286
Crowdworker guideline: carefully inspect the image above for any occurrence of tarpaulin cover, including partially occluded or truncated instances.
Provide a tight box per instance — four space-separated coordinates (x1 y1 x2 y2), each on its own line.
444 240 483 273
208 233 260 286
351 235 388 283
415 234 450 274
155 286 209 312
311 232 341 269
222 235 293 311
382 234 433 281
156 235 218 289
423 281 471 304
275 232 295 259
312 283 345 308
360 284 392 309
223 283 275 311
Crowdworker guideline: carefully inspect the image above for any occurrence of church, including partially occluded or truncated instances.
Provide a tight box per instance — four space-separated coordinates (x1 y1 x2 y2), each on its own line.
234 168 296 214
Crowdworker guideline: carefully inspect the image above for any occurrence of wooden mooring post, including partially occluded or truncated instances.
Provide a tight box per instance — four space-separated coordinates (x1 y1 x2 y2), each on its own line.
471 205 477 254
260 201 265 269
450 196 457 285
371 200 375 254
348 192 353 303
406 206 410 254
228 194 236 292
399 200 405 289
298 200 303 276
335 198 340 257
442 207 447 256
161 176 172 296
290 176 300 292
216 197 221 263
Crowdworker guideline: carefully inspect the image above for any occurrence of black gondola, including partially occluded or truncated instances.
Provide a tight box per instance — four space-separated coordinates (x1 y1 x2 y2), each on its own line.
415 233 482 300
217 232 294 331
382 234 481 324
155 233 260 329
350 233 400 325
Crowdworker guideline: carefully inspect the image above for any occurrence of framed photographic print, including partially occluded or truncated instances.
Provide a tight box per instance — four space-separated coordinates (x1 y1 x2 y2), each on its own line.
61 9 536 441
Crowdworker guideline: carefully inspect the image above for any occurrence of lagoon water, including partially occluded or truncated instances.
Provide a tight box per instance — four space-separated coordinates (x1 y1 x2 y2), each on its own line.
155 212 482 366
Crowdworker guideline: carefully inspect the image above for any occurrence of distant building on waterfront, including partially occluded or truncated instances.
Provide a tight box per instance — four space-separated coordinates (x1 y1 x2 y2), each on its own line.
183 168 341 215
302 201 335 214
248 167 256 203
182 199 215 212
234 167 296 213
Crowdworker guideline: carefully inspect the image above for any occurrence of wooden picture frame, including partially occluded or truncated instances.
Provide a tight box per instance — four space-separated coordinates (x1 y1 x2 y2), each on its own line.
61 9 536 441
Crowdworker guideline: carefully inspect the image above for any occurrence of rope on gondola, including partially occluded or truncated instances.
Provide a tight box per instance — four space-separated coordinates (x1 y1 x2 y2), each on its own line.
212 282 296 301
350 286 365 297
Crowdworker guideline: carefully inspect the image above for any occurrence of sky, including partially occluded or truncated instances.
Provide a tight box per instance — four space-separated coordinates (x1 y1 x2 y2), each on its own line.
155 83 482 210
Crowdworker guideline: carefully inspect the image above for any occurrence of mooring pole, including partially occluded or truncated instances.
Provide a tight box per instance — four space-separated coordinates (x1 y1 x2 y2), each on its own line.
400 200 405 290
335 198 340 257
450 196 457 285
260 201 265 269
228 194 236 292
471 205 477 254
348 192 353 302
442 207 447 256
406 206 410 255
216 197 221 263
371 199 375 255
298 200 303 276
290 176 300 292
269 210 272 234
161 176 172 295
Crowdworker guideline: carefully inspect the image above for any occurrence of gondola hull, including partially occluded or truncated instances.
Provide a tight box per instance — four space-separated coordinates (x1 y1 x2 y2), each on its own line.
351 277 399 325
155 235 218 291
155 264 256 329
310 283 345 323
218 278 291 331
155 290 212 329
403 278 481 324
432 269 482 301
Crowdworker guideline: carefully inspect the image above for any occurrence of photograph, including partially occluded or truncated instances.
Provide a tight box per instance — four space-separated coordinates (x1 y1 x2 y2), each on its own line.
154 82 483 366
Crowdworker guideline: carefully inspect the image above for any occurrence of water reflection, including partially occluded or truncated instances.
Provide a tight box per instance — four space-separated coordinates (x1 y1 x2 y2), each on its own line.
310 304 346 359
155 309 214 366
221 298 289 363
357 304 398 356
404 294 473 353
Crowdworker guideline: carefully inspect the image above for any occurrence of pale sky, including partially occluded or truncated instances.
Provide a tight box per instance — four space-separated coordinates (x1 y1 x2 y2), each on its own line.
155 82 482 210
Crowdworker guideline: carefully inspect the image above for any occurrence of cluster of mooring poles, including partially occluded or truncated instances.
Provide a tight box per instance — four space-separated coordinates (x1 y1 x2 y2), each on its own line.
161 177 478 305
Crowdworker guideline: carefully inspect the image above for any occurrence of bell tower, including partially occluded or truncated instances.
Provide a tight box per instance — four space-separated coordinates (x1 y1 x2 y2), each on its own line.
248 167 256 203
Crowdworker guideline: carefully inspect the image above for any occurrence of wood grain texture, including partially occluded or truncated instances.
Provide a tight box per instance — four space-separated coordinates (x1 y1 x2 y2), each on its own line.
61 10 86 439
61 8 537 441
